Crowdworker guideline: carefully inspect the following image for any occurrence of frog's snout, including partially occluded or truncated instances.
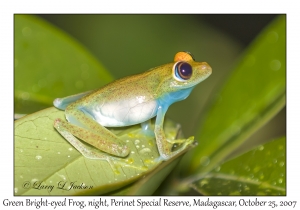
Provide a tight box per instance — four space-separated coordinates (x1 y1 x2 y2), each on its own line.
201 62 212 72
199 62 212 78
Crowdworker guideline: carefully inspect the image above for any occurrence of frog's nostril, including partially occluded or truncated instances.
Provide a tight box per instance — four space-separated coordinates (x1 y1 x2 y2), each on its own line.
199 64 212 78
201 63 212 73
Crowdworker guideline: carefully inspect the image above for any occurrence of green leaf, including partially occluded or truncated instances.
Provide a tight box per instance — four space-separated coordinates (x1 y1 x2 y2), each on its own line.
187 15 286 174
14 15 113 114
14 107 191 195
108 156 182 195
189 136 285 195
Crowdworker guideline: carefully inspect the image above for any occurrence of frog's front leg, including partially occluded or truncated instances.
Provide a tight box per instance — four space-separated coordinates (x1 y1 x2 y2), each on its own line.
154 105 194 161
54 103 130 158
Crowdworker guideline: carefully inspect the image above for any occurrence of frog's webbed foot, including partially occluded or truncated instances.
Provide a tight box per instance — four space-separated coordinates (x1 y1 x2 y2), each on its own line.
154 136 195 162
170 135 194 145
167 138 187 144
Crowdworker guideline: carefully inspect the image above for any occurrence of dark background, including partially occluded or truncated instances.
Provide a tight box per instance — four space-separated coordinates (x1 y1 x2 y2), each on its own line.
39 14 278 49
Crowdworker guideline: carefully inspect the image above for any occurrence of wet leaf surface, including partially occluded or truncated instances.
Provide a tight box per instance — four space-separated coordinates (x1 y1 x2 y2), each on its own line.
187 16 286 174
190 137 285 195
15 107 192 195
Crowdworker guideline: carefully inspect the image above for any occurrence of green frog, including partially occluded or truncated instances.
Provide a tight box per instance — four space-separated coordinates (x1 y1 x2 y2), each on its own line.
53 51 212 162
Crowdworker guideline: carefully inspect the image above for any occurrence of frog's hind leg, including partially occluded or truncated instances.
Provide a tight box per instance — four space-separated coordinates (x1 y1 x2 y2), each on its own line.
54 119 119 171
54 105 129 158
54 119 110 159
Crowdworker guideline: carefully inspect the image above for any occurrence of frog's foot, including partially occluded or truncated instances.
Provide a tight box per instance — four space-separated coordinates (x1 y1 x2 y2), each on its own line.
167 136 194 147
167 139 188 144
173 136 195 151
157 136 195 161
184 136 195 146
54 118 118 170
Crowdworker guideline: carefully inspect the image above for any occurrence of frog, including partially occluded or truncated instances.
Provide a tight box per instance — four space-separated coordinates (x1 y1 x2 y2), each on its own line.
53 51 212 163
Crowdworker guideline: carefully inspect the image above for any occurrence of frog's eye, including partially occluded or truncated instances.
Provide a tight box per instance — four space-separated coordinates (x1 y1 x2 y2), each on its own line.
173 61 193 81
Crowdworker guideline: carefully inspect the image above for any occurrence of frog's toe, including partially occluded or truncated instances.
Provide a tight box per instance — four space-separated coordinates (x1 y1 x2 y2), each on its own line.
167 138 186 144
185 136 195 145
54 118 63 128
115 145 130 157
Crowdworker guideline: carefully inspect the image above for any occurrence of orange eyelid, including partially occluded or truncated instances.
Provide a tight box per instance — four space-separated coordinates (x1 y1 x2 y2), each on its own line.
174 52 194 62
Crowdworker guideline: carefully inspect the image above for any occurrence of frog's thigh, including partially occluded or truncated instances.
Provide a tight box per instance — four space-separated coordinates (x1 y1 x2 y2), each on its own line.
57 107 129 157
54 90 93 110
54 118 112 160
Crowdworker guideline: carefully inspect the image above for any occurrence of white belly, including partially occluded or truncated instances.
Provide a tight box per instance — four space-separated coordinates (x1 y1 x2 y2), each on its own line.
89 98 158 127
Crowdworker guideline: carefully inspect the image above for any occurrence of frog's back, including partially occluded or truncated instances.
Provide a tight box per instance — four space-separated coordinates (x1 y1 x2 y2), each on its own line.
71 70 162 127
